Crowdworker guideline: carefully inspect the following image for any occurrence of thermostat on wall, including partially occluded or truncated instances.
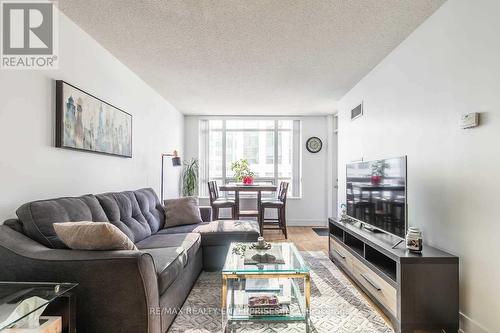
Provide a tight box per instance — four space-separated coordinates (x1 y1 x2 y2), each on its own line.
460 112 479 129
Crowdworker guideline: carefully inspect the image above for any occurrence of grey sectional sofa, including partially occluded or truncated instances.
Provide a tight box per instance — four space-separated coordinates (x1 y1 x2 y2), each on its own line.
0 188 259 333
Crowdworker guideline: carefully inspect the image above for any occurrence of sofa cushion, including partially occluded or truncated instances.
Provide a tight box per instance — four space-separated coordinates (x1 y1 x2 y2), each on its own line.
164 197 202 228
134 188 165 233
135 233 201 267
16 194 109 249
158 220 260 246
4 219 23 234
138 233 201 295
96 191 152 243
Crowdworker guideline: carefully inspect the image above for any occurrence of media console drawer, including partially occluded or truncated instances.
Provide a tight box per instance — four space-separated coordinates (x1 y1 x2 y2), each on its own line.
329 237 397 317
350 255 397 316
329 238 351 270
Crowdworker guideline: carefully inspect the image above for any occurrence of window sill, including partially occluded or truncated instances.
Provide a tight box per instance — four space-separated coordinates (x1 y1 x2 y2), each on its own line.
197 196 303 200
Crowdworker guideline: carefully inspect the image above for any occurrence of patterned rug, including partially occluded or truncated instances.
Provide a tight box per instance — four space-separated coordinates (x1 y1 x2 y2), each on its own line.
169 251 394 332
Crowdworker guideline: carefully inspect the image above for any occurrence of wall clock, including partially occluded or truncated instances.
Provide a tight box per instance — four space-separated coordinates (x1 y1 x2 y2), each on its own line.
306 137 322 153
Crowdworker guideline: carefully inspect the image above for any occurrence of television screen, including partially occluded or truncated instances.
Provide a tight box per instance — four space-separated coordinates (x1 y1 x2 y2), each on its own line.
346 156 407 238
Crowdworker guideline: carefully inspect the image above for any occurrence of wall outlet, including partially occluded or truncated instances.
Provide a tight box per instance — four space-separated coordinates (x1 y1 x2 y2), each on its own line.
460 112 479 129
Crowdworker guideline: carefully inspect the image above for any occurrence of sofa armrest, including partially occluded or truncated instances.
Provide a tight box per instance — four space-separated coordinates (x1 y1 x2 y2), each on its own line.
199 206 212 222
0 225 160 333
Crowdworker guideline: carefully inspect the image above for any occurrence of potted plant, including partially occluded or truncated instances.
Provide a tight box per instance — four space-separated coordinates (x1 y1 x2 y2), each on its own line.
230 159 255 185
182 158 199 196
370 160 390 185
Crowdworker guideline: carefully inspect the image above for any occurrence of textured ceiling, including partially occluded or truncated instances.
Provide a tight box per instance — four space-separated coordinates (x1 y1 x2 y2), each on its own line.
58 0 446 115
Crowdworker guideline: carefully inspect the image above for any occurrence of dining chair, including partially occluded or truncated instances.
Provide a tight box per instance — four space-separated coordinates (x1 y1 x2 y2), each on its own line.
207 181 237 220
259 182 289 238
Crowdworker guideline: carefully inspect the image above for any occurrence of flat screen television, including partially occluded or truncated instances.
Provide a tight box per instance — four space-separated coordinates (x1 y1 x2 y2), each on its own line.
346 156 407 238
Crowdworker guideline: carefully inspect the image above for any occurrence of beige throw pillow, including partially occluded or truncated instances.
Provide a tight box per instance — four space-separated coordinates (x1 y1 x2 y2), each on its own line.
53 222 138 251
164 197 203 228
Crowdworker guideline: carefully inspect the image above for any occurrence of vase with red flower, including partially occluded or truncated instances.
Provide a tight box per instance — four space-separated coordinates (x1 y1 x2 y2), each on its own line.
371 175 382 185
242 176 254 185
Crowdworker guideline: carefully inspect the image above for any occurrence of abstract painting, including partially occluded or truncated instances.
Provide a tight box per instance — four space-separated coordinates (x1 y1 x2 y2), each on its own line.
56 80 132 157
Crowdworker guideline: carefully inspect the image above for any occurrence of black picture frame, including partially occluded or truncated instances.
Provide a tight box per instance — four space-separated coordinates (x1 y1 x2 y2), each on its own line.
55 80 132 158
306 137 322 153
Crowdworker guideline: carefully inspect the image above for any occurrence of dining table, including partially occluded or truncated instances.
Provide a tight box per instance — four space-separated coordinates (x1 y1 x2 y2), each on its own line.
218 183 277 220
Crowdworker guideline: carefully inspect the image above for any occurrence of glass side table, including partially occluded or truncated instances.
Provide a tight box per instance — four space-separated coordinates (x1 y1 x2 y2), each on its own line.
222 242 311 332
0 282 77 332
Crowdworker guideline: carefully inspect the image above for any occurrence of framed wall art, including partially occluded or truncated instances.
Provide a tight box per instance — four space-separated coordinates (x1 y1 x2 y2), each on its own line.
56 80 132 157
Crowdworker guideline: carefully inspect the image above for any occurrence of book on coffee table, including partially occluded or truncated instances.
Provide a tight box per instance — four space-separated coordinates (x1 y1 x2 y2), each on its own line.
249 304 290 316
246 293 290 317
248 294 279 308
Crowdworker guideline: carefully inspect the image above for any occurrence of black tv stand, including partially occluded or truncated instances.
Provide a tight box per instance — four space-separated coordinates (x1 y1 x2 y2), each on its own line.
328 217 458 333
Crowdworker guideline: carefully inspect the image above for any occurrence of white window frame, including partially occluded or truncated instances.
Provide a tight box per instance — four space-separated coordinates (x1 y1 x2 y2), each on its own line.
199 117 302 198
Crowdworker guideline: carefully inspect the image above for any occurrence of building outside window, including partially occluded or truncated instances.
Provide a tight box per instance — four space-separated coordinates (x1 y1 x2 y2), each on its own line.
199 119 301 197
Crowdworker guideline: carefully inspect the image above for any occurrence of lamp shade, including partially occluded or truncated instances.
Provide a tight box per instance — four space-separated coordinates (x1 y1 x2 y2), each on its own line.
172 156 181 166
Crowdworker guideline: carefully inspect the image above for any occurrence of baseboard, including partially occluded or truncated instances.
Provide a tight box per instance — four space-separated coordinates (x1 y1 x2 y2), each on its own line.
459 312 489 333
286 219 327 227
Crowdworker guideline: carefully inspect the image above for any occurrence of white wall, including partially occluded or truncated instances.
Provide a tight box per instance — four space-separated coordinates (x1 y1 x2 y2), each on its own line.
0 12 183 221
337 0 499 332
184 116 332 226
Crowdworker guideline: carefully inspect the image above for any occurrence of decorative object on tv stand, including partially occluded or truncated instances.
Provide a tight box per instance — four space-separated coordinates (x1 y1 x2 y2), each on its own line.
339 203 351 222
406 227 423 253
182 158 199 197
56 80 132 158
161 150 182 203
230 159 255 185
370 160 390 185
306 136 322 153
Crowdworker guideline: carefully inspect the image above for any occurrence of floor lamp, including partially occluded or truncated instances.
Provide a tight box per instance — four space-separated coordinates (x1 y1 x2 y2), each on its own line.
161 150 182 203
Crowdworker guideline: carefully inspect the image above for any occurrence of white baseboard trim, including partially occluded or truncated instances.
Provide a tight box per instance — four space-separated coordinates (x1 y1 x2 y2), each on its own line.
459 312 489 333
286 219 327 227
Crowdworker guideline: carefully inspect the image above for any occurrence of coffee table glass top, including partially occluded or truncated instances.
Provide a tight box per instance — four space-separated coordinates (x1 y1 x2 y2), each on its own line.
0 282 77 330
223 242 309 274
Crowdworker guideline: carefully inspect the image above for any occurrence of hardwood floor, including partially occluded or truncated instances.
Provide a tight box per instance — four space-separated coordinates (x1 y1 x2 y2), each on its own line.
264 226 329 253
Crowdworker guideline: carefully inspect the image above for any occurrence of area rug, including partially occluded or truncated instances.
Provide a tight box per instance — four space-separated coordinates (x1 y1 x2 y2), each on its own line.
168 251 394 332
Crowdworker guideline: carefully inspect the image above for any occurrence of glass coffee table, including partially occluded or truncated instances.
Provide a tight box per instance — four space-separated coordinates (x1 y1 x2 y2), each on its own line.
222 242 310 332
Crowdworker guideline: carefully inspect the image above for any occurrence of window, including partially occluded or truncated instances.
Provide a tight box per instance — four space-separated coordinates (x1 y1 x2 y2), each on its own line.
199 119 301 197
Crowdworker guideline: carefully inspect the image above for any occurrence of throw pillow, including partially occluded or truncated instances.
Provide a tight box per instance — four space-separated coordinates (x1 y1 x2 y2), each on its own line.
53 222 138 250
164 197 203 228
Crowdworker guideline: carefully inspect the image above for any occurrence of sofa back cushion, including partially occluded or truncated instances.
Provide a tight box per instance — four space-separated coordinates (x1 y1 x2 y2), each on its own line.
164 197 202 228
96 190 153 243
16 194 109 249
133 188 165 233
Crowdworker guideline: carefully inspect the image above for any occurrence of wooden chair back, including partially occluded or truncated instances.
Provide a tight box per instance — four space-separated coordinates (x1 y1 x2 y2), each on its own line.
278 182 289 203
207 181 219 204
